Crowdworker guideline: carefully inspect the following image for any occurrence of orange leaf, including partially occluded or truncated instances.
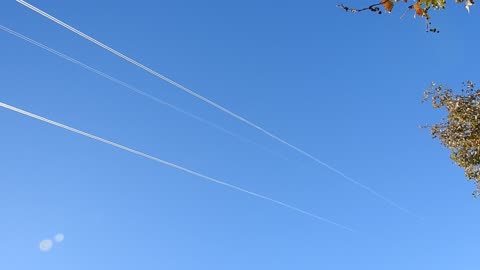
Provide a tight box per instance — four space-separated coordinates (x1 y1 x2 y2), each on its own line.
413 3 426 17
382 0 394 13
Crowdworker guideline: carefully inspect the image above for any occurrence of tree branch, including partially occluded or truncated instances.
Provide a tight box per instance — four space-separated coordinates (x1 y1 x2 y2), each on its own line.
336 1 388 14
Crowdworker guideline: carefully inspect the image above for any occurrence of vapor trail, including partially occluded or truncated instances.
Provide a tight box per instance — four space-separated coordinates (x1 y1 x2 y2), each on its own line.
0 101 353 231
0 25 287 161
16 0 413 216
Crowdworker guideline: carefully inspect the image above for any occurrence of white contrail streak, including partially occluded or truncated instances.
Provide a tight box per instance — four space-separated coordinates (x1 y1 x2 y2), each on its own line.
0 101 353 231
16 0 413 216
0 25 287 161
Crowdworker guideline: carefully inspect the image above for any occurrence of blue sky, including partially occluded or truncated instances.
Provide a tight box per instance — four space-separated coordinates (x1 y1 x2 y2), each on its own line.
1 0 479 269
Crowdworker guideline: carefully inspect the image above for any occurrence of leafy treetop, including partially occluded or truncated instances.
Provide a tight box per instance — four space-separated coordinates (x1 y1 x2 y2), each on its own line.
423 82 480 196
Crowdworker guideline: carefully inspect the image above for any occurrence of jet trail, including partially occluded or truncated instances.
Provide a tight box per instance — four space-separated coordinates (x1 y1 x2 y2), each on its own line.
16 0 414 216
0 101 353 231
0 25 287 161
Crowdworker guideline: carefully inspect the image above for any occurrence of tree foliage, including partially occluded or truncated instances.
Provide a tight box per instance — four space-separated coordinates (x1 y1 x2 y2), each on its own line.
338 0 475 33
423 82 480 196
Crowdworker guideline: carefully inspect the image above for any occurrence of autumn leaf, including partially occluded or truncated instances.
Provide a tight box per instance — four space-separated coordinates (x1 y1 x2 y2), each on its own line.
382 0 394 12
413 3 427 17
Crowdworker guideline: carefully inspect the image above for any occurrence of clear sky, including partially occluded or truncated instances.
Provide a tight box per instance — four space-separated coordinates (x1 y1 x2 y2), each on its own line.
1 0 479 269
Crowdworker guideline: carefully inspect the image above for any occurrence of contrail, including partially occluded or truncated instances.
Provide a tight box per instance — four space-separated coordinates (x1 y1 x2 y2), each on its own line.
0 25 288 161
16 0 414 216
0 101 353 231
